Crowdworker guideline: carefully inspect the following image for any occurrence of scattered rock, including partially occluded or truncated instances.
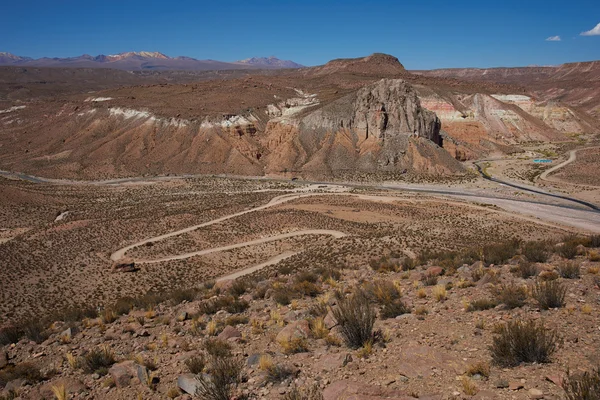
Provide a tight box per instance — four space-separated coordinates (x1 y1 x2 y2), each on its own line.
276 320 310 343
109 360 135 388
509 381 524 391
529 388 544 399
425 266 443 277
218 325 242 341
178 373 200 395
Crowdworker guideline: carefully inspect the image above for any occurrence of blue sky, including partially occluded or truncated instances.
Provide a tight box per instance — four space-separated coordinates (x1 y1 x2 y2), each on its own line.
1 0 599 69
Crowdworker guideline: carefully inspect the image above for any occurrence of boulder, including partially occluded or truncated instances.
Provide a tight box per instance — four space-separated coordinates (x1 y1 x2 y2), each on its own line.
323 380 417 400
276 320 310 343
178 373 200 395
217 325 241 341
109 360 135 388
111 257 137 273
324 311 337 329
425 266 443 277
314 353 352 372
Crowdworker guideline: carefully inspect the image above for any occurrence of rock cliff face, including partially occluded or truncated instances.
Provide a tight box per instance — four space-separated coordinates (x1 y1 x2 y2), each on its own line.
260 79 460 176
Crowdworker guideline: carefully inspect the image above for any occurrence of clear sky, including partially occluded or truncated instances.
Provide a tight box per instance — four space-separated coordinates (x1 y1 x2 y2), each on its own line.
1 0 599 69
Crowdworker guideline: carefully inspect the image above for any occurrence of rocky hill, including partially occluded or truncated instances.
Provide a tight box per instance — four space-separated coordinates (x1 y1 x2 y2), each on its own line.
415 61 600 120
0 53 598 179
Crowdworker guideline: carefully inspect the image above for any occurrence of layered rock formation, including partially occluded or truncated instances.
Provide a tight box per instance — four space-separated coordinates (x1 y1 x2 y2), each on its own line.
0 74 465 180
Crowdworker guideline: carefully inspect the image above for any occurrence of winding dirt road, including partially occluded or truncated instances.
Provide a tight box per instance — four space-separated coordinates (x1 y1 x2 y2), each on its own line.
539 146 600 183
134 229 346 265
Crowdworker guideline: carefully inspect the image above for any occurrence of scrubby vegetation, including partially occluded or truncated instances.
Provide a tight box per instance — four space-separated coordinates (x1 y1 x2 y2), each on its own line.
490 320 558 367
332 290 375 349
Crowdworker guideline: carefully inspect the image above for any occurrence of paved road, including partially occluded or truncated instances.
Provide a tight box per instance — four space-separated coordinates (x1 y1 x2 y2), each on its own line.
474 160 599 211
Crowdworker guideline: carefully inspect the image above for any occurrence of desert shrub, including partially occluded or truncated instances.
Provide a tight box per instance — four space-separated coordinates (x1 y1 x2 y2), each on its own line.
112 297 135 315
380 299 410 319
401 258 417 271
0 326 21 345
292 281 321 297
170 288 198 304
224 315 249 326
558 238 580 259
589 235 600 248
194 356 243 400
467 298 499 312
483 239 520 266
314 267 342 281
563 366 600 400
82 346 116 374
229 280 248 297
54 304 99 322
265 364 297 383
225 298 249 314
0 362 43 386
558 262 581 279
21 319 49 344
369 256 398 273
364 280 401 305
204 339 232 358
201 296 248 314
522 241 550 263
466 361 490 378
516 261 538 279
332 290 375 349
490 319 558 367
134 291 169 310
284 384 324 400
279 337 309 354
533 280 566 309
494 283 527 309
185 355 206 374
295 270 319 284
308 302 328 317
273 288 292 305
421 273 438 286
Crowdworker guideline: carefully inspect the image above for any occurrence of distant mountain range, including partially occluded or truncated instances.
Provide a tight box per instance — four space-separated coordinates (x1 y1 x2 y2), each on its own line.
0 51 304 71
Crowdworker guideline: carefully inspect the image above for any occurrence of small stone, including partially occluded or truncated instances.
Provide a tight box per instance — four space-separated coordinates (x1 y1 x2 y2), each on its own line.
217 325 241 341
509 381 524 391
177 312 189 322
529 388 544 399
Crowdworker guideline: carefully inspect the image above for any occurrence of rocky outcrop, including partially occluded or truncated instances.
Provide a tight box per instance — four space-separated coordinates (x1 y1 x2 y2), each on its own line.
303 79 441 146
